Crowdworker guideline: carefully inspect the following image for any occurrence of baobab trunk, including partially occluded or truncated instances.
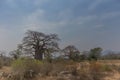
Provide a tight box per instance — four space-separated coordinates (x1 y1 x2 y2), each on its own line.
34 50 43 60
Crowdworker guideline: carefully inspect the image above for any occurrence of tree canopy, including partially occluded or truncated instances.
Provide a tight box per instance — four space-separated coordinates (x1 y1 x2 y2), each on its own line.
22 30 60 60
63 45 80 61
88 47 102 61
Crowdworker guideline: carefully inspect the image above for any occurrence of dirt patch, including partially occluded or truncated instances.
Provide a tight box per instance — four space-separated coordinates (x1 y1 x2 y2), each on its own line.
104 71 120 80
0 66 11 73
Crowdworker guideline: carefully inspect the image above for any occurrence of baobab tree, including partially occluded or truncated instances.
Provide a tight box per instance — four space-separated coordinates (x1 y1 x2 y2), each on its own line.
22 30 60 60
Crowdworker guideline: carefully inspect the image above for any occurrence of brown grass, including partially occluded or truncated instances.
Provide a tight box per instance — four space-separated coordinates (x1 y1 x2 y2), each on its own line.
1 60 120 80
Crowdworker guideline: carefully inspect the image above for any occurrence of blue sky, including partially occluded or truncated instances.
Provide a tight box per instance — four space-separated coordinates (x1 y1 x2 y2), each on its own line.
0 0 120 52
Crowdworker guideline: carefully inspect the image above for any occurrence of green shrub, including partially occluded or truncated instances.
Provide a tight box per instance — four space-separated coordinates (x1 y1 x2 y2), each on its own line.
11 58 42 79
12 58 42 72
101 64 112 72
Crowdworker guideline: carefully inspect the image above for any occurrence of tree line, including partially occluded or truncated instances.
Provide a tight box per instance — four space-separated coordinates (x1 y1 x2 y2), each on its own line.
8 30 120 62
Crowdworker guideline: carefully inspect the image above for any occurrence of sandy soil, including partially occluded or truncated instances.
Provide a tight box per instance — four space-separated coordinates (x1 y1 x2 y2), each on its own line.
0 66 11 73
103 71 120 80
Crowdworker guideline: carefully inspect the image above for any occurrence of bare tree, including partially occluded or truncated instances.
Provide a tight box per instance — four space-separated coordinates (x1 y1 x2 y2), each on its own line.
9 44 23 59
63 45 80 61
22 30 60 60
9 50 20 60
0 51 6 57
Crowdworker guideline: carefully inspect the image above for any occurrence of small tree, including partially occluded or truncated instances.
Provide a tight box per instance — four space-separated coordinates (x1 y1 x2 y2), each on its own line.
88 47 102 61
63 45 80 61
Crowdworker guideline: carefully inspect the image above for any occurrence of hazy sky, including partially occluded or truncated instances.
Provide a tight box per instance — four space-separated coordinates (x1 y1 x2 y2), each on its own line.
0 0 120 52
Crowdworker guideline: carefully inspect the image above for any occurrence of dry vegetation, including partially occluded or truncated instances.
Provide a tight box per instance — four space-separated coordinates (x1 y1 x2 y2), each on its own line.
0 59 120 80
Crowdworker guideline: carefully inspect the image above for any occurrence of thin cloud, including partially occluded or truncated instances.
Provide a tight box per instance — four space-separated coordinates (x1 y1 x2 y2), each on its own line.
88 0 103 11
101 11 120 19
88 0 110 11
0 0 120 52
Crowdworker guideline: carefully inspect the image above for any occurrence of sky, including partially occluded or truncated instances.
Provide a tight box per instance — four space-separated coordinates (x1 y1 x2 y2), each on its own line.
0 0 120 52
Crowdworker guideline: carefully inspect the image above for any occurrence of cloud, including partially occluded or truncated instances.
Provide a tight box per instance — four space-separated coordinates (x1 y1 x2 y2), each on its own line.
21 9 74 33
22 8 119 33
101 11 120 19
0 0 120 52
21 8 95 33
24 9 45 23
4 0 50 9
33 0 50 6
5 0 18 8
88 0 103 11
94 24 104 28
21 9 45 31
23 26 40 31
75 15 97 25
88 0 110 11
0 27 18 52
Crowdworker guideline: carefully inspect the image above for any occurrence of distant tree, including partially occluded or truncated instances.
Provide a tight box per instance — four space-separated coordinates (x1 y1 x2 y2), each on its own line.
79 54 86 61
82 51 90 60
9 45 22 60
63 45 80 61
102 51 120 60
0 51 6 58
22 30 60 60
88 47 102 61
10 50 20 60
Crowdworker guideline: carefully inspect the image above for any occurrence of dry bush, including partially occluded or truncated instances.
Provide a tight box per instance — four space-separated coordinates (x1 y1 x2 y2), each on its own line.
0 60 3 68
75 61 106 80
39 62 69 76
101 64 113 72
108 64 120 72
43 61 105 80
88 61 105 80
89 61 102 72
0 58 12 68
39 62 53 76
10 59 110 80
50 63 66 76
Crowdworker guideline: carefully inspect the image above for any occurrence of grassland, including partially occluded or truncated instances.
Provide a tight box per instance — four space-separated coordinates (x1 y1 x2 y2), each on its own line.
0 60 120 80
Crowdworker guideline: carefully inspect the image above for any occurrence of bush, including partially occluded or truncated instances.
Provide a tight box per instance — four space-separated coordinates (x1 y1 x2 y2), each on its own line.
10 58 108 80
101 64 112 72
0 57 12 68
39 62 53 76
11 58 42 80
89 61 104 80
0 59 3 68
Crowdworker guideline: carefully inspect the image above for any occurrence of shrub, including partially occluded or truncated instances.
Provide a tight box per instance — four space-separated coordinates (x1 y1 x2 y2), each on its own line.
77 71 91 80
0 59 3 68
39 62 53 76
89 61 104 80
11 58 42 79
101 64 112 72
89 61 102 72
39 62 67 76
0 57 12 68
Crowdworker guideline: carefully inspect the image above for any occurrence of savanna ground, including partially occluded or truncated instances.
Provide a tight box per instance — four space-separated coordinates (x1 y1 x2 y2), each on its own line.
0 60 120 80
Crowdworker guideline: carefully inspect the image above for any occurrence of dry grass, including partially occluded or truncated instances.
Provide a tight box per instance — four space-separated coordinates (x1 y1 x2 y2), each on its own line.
1 60 120 80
